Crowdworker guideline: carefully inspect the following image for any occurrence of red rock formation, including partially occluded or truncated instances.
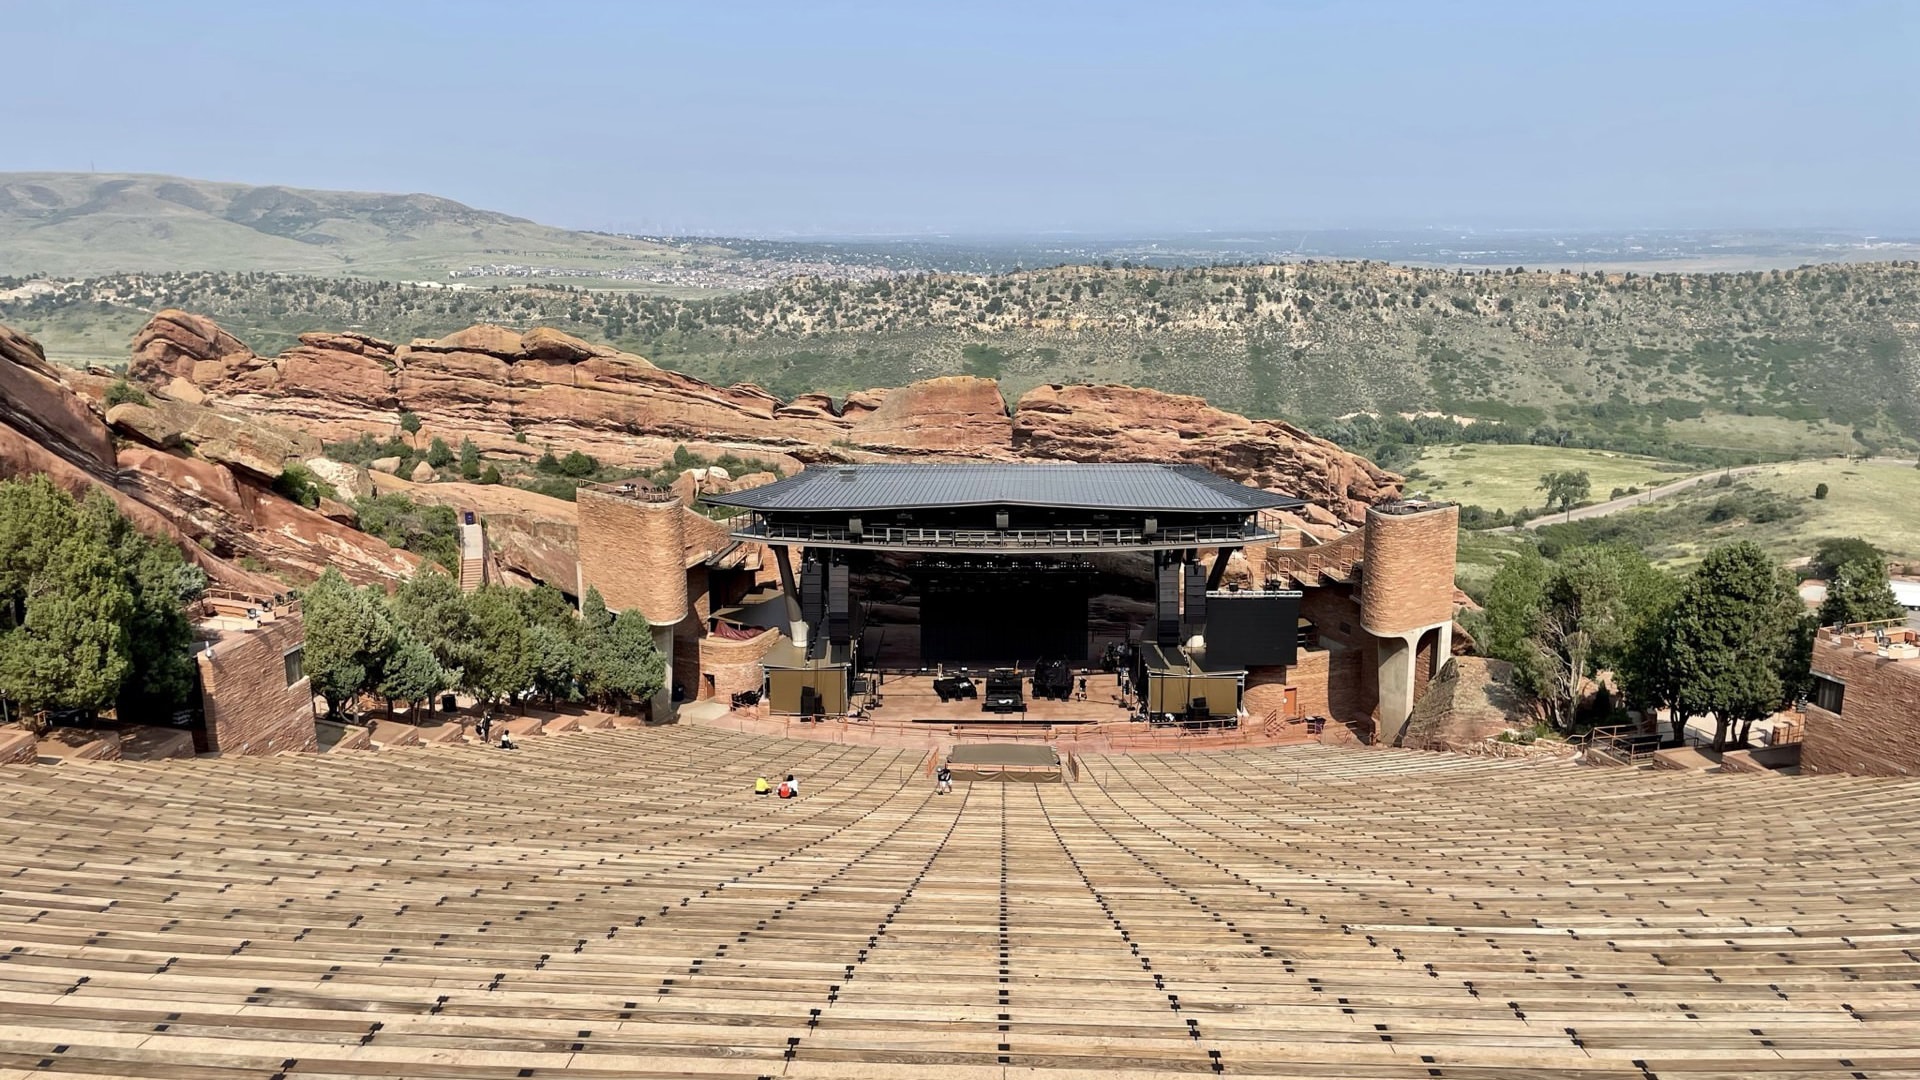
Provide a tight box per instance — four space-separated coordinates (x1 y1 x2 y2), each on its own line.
130 314 1401 526
1012 384 1400 521
369 473 578 588
2 321 418 588
848 376 1012 456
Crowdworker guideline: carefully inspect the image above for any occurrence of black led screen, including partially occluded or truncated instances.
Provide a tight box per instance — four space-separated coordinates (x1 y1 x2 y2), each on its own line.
1204 593 1301 668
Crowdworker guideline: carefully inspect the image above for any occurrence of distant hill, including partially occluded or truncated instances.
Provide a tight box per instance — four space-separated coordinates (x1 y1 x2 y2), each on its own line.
6 262 1917 462
0 172 688 280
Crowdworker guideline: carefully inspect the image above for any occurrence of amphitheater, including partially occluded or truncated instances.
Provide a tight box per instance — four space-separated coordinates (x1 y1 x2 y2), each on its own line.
4 727 1920 1079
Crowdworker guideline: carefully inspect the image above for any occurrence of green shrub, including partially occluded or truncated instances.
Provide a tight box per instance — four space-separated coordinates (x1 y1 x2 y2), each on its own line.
273 461 335 509
104 379 148 409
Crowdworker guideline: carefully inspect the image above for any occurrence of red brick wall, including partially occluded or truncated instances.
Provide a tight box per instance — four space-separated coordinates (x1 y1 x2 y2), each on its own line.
1360 505 1459 636
197 614 319 756
1802 635 1920 776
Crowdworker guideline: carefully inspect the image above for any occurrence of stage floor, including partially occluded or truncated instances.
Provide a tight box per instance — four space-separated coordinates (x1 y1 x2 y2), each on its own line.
857 672 1135 726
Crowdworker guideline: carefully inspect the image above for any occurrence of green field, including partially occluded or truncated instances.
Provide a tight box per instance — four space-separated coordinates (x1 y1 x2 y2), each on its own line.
1408 444 1693 514
1663 412 1867 457
1676 458 1920 566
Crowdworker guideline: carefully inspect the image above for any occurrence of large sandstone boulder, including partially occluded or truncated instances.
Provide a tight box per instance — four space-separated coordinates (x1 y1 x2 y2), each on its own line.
130 309 255 386
849 376 1012 455
410 459 435 483
304 457 373 500
1011 384 1399 523
106 397 321 481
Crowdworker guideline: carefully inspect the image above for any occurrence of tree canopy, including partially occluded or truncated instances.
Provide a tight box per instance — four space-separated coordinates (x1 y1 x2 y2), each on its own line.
0 477 204 724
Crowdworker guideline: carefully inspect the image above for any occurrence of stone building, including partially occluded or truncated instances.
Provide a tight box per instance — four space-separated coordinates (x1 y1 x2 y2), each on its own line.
192 592 319 755
1800 623 1920 776
575 464 1461 740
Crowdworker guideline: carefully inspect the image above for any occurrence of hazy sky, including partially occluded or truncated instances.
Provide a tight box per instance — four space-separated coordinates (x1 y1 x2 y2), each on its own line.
8 0 1917 235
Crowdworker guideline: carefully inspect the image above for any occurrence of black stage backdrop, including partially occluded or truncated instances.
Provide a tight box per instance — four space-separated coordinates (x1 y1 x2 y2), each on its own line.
915 560 1091 666
1204 593 1301 668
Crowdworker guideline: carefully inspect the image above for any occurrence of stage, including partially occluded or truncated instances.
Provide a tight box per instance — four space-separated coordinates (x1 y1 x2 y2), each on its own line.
946 742 1064 783
855 672 1136 727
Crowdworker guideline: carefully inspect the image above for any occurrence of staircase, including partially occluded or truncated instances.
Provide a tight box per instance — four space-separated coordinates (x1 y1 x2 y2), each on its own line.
456 515 487 592
1263 525 1366 588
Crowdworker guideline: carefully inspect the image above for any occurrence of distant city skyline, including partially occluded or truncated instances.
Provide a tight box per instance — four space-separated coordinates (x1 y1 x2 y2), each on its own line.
7 0 1917 236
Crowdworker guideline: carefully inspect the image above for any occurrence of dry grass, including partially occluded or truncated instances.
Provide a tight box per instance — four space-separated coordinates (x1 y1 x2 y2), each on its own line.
1409 444 1690 514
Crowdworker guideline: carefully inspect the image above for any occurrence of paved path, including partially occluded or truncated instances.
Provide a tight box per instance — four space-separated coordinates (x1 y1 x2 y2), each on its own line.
1496 455 1918 532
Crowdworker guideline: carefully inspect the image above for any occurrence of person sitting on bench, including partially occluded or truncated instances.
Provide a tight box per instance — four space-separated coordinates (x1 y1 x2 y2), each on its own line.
754 776 770 796
778 774 799 798
497 730 517 750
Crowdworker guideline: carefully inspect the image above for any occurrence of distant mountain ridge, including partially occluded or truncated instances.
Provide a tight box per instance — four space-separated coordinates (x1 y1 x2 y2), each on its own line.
0 172 680 279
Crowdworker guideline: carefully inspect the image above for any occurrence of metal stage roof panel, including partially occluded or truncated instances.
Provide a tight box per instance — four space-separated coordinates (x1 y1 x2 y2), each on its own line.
705 462 1302 514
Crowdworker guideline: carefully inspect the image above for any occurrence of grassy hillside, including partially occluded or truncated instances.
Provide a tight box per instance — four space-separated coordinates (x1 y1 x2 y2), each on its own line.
7 261 1918 459
0 173 692 281
1408 445 1692 514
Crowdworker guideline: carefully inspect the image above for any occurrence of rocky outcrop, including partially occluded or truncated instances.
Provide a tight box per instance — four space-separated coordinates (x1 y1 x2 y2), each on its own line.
0 322 117 466
132 314 1402 525
116 446 419 585
129 309 254 385
304 457 373 500
369 473 578 587
847 375 1013 456
1012 384 1400 522
1 321 418 589
106 397 321 480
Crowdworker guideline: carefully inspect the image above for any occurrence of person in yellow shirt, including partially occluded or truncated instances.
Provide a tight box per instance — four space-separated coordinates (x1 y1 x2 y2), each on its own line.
753 776 770 796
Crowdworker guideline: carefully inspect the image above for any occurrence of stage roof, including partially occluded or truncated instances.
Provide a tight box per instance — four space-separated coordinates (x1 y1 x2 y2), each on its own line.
705 463 1302 514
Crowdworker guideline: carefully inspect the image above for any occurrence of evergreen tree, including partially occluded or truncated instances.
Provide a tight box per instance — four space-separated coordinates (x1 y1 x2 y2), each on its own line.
1667 542 1802 750
458 438 481 481
527 623 584 706
375 628 446 716
460 585 531 706
0 522 135 718
426 437 453 469
389 568 471 681
1818 558 1905 628
301 570 392 721
584 611 666 714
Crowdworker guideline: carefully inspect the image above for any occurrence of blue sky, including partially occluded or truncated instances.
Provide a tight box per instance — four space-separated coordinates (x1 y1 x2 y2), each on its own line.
7 0 1916 235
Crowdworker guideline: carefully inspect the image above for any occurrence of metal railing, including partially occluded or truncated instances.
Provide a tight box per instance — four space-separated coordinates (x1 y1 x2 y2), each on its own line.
581 480 678 504
733 519 1273 549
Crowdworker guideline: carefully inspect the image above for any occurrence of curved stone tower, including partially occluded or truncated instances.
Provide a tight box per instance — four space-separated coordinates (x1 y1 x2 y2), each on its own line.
576 485 690 719
1358 502 1459 743
1360 503 1459 638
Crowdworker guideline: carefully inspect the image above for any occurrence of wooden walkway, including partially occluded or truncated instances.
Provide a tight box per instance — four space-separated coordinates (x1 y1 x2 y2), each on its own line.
1 729 1918 1078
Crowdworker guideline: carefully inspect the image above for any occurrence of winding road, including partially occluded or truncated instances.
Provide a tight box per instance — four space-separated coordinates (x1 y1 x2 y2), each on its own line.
1496 455 1917 532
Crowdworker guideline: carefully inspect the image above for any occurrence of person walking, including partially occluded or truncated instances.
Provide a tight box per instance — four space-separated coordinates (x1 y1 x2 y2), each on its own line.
476 714 492 745
935 763 952 795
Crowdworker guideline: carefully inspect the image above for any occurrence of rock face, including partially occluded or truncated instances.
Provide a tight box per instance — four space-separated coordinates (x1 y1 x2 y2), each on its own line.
847 376 1013 456
131 314 1402 525
1 320 419 589
106 397 321 480
1012 384 1401 522
369 473 578 588
304 457 373 501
